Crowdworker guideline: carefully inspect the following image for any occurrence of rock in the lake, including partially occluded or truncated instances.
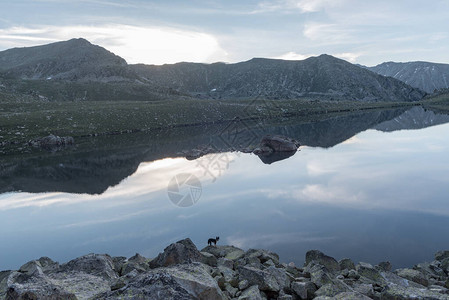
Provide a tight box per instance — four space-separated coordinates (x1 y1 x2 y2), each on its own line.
150 238 203 268
256 135 300 153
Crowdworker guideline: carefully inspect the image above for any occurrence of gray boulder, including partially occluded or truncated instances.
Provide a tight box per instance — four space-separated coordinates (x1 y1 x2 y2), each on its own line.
48 271 111 299
352 283 374 298
436 251 449 262
94 262 226 300
201 251 218 267
338 258 355 271
120 253 150 276
380 270 426 288
414 261 447 279
238 265 280 292
395 268 429 286
111 256 127 275
37 256 60 273
6 271 77 300
381 284 449 299
19 260 44 276
305 250 340 273
307 264 333 288
333 291 372 299
356 262 385 284
150 238 202 268
314 280 353 298
265 266 291 291
238 285 263 300
0 271 12 299
291 281 317 299
58 253 118 282
376 261 392 272
245 249 280 265
201 245 245 261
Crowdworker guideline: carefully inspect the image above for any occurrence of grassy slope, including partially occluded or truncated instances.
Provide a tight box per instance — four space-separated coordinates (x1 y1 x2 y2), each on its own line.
0 98 419 146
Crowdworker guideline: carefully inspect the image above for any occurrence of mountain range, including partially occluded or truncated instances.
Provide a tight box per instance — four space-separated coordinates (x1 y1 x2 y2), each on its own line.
0 38 431 102
367 61 449 94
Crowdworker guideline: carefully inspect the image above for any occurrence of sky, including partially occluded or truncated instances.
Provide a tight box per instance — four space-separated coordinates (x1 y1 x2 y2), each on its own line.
0 0 448 66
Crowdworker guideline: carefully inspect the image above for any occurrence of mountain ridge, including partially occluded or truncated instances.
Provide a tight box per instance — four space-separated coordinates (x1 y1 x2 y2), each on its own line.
0 38 426 102
367 61 449 93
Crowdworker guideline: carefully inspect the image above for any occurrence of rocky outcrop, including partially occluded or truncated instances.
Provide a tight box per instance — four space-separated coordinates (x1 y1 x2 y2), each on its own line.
149 238 203 268
1 240 449 299
28 134 74 149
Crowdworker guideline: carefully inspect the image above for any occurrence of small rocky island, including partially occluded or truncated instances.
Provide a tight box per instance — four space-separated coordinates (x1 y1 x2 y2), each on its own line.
1 239 449 299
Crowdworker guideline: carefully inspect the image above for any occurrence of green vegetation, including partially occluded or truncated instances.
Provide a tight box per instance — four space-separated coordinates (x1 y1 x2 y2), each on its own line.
0 97 420 146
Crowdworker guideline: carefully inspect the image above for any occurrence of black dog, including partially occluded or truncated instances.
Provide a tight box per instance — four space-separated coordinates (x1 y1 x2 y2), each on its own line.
208 236 219 246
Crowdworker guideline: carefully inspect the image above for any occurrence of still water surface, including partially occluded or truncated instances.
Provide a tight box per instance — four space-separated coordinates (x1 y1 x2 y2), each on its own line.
1 107 449 270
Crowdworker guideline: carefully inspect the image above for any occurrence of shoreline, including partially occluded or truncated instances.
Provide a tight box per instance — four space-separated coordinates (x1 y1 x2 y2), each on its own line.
2 238 448 299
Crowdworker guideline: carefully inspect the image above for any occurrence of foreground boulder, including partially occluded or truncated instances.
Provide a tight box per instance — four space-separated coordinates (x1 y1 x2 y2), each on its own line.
2 240 449 300
94 263 226 300
149 238 203 268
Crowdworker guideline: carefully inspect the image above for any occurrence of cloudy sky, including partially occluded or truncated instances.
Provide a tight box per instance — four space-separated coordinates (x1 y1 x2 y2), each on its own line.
0 0 448 66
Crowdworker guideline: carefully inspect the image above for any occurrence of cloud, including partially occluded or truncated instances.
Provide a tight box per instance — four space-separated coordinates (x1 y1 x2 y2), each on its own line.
253 0 347 14
274 51 360 63
334 52 361 63
0 24 228 65
274 52 315 61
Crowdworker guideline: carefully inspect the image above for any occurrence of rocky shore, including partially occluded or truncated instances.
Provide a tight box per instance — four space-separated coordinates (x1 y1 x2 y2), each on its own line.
1 239 449 299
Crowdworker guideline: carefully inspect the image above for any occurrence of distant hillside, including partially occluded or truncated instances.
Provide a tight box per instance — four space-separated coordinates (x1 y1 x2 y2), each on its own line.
0 38 426 102
368 61 449 94
0 38 135 82
0 39 185 101
132 55 425 102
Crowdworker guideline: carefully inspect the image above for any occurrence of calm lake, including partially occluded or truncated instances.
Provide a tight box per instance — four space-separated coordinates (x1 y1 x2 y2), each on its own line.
1 106 449 270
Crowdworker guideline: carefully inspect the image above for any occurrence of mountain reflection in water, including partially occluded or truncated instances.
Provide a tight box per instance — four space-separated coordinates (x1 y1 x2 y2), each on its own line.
3 107 441 195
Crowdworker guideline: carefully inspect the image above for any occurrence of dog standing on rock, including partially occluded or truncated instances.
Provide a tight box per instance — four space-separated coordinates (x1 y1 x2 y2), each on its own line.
208 236 219 246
